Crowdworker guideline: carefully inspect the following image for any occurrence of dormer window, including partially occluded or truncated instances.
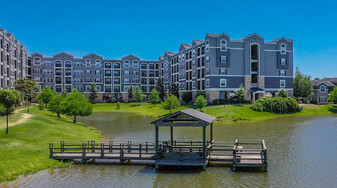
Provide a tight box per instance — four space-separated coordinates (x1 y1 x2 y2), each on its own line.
86 59 91 67
281 43 286 54
124 61 130 68
95 59 100 67
320 85 327 93
133 61 139 68
220 40 227 51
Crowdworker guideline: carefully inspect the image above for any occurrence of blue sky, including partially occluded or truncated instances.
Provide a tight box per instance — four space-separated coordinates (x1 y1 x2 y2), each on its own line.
1 0 336 78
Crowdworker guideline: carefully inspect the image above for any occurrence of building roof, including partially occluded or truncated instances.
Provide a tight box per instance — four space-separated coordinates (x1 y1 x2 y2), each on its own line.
151 108 217 125
270 37 293 42
311 80 335 87
321 77 337 85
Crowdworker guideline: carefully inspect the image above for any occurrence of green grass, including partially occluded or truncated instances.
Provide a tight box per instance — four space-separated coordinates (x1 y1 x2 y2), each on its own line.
93 102 337 123
0 106 101 182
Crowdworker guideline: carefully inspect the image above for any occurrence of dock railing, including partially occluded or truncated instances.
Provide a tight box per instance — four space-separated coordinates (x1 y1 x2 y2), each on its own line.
232 139 268 167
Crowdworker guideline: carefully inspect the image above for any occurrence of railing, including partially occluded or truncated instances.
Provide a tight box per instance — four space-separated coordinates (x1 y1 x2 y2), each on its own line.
232 139 268 166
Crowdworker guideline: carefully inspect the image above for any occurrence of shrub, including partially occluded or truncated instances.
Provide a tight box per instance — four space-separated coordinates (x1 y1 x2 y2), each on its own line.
278 89 288 98
182 92 192 104
116 101 121 109
250 97 301 114
38 100 45 110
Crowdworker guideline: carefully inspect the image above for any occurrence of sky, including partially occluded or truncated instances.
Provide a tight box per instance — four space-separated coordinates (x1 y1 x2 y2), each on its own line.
0 0 336 78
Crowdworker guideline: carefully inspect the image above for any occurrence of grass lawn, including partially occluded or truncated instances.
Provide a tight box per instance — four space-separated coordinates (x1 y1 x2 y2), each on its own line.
0 105 101 182
93 102 337 123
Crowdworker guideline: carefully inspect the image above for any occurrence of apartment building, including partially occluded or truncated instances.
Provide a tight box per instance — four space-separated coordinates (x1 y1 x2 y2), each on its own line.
29 52 159 101
0 29 28 88
158 33 293 102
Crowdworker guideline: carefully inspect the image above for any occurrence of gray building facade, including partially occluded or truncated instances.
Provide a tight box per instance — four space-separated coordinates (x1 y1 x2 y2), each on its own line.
30 32 293 102
159 33 294 102
0 29 28 89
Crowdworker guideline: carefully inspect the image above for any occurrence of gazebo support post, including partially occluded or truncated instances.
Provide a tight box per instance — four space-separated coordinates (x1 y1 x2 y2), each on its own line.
210 123 213 144
170 126 173 146
203 125 206 162
155 125 159 159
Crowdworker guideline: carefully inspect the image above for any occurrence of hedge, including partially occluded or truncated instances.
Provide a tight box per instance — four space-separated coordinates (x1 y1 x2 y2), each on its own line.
250 97 301 114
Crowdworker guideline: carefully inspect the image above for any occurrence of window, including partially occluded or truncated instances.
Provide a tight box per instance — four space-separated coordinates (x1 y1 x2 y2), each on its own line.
206 79 210 87
220 79 226 87
251 44 258 60
105 62 111 68
95 70 101 75
279 70 286 76
85 78 91 83
96 85 101 91
281 58 286 65
124 79 130 83
280 43 286 54
280 80 286 87
86 70 91 75
34 58 41 65
319 96 327 103
141 63 147 69
95 59 100 67
220 40 227 51
114 62 121 68
124 61 130 68
206 40 209 51
55 61 62 67
124 85 129 91
124 71 130 76
320 85 327 93
219 68 227 75
65 61 72 67
86 59 91 67
86 85 91 91
95 78 101 83
192 81 196 88
221 56 227 63
133 61 139 68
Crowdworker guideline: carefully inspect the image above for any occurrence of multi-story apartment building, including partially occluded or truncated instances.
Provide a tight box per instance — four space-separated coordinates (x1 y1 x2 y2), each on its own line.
0 29 28 89
30 32 293 102
29 52 159 101
158 33 293 102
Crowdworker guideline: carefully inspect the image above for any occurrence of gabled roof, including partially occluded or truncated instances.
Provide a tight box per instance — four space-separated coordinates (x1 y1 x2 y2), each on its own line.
270 37 293 42
31 52 44 57
205 33 230 38
192 40 203 45
241 33 264 40
83 53 103 58
121 54 140 59
179 43 191 51
312 80 335 87
151 108 217 125
54 51 74 58
164 51 174 56
321 77 337 84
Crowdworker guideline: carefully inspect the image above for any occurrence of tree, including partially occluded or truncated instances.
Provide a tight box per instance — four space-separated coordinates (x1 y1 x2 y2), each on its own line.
182 92 192 104
329 86 337 104
194 95 207 112
278 89 288 98
0 90 17 135
235 84 246 103
128 85 134 102
38 100 45 110
11 90 21 107
89 83 98 103
61 89 68 97
156 79 165 101
195 91 206 98
293 67 313 98
37 86 55 106
169 83 180 99
134 85 143 104
161 93 181 114
14 78 40 113
48 94 65 118
150 89 160 106
116 101 121 109
61 89 92 123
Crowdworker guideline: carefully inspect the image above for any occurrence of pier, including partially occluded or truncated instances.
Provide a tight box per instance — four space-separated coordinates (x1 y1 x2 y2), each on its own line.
49 109 268 171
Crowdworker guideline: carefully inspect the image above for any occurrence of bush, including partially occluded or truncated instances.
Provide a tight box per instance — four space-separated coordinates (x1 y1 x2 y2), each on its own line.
278 89 288 98
0 104 15 116
38 100 45 110
182 92 192 104
116 101 121 109
250 97 301 114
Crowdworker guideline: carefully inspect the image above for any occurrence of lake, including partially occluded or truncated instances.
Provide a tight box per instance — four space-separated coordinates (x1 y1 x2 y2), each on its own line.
2 112 337 188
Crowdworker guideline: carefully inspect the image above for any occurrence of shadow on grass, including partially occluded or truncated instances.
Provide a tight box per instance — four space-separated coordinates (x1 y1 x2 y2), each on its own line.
131 104 141 107
328 105 337 113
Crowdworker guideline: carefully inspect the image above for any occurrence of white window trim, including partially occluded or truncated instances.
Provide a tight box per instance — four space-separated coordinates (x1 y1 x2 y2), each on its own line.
124 61 130 68
280 80 286 87
221 56 227 63
319 85 327 93
206 79 210 87
220 79 227 87
220 39 227 51
280 43 286 54
133 61 139 68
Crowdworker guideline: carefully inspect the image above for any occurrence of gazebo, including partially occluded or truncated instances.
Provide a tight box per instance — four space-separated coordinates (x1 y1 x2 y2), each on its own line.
151 108 217 169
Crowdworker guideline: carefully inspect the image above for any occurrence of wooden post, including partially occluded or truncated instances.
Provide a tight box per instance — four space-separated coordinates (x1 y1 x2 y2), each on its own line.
120 144 124 163
49 143 53 158
109 141 112 153
92 140 95 152
170 126 173 146
61 141 64 153
210 123 213 144
101 143 104 157
155 125 159 159
82 143 86 158
203 125 206 162
139 144 142 157
146 142 148 153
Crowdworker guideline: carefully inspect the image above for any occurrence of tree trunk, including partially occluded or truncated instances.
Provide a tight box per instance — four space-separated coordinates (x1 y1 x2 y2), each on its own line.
73 115 77 123
27 101 30 113
6 110 9 135
57 112 60 118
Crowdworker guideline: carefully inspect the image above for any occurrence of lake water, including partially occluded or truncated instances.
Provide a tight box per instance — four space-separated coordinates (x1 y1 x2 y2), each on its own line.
2 113 337 188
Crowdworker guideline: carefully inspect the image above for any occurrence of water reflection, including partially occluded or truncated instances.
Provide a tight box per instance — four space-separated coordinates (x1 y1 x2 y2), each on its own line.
1 113 337 188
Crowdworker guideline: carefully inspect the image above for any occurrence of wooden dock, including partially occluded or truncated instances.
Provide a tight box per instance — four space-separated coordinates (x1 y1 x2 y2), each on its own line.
49 139 268 171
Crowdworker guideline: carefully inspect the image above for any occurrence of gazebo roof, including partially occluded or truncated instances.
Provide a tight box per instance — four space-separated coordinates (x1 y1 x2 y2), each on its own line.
151 108 217 126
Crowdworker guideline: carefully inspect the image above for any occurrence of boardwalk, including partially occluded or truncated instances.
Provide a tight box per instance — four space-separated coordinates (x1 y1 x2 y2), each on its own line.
49 139 268 171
